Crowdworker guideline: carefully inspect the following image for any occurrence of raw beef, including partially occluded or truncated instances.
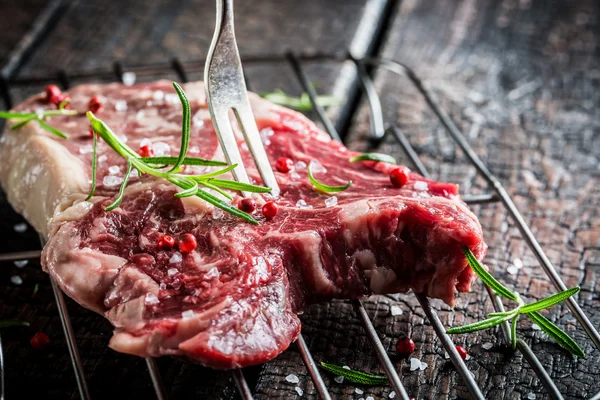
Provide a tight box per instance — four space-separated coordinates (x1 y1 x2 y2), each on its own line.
0 80 486 369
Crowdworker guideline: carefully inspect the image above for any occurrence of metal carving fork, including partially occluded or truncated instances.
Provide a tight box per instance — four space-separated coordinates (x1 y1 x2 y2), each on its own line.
205 0 280 197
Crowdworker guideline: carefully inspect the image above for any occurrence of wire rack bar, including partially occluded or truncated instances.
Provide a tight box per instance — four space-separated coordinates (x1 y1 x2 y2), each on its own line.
232 369 253 400
296 334 332 400
0 334 4 400
145 358 168 400
349 56 385 139
0 249 42 262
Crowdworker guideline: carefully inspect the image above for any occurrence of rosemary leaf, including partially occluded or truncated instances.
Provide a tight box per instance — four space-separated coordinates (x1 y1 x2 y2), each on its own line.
174 178 199 198
195 188 258 225
199 180 234 200
10 115 38 130
86 130 98 200
0 320 30 329
488 311 513 317
105 161 134 211
0 111 37 119
528 311 585 357
37 118 69 139
349 153 397 165
208 179 272 193
519 287 580 314
308 162 351 193
511 315 518 349
319 362 387 386
259 89 342 112
190 164 237 180
463 247 519 302
169 82 191 172
88 112 139 160
142 156 227 167
446 315 512 334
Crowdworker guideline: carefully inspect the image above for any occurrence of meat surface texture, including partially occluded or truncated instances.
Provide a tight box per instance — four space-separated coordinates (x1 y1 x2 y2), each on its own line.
0 80 487 369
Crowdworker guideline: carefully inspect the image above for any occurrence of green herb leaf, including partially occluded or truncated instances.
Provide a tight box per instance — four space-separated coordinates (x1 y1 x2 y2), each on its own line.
488 311 513 317
446 314 512 334
174 178 199 198
32 283 40 297
199 180 234 200
189 164 237 180
88 111 139 160
58 100 70 110
104 161 134 211
37 118 69 139
528 311 585 357
208 179 272 193
319 362 387 386
86 130 98 200
169 82 191 172
308 161 351 193
142 156 227 167
349 153 397 165
259 89 342 112
463 247 519 302
10 115 38 130
0 320 30 329
0 111 37 119
519 287 580 314
510 315 518 349
195 188 258 225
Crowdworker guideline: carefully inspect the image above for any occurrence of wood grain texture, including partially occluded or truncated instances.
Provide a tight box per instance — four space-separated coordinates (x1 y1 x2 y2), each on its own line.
1 0 599 399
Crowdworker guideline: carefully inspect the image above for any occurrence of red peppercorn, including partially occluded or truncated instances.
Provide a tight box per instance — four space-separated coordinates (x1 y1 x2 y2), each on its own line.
262 201 278 219
456 345 468 360
390 168 409 188
275 157 294 173
157 235 175 250
238 198 256 213
138 145 155 158
30 332 50 350
396 337 415 358
178 233 197 253
45 85 61 102
88 95 103 113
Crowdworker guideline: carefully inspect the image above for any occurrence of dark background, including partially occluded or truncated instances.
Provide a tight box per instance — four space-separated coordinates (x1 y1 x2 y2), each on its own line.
0 0 599 399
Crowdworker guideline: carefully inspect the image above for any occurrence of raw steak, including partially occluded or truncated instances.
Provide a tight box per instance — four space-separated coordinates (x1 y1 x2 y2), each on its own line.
0 80 486 369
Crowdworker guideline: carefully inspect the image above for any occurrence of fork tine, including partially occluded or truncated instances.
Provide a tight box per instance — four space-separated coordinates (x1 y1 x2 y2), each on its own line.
234 104 280 196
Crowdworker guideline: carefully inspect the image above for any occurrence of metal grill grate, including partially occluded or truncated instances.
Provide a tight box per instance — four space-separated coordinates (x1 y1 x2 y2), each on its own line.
1 41 599 400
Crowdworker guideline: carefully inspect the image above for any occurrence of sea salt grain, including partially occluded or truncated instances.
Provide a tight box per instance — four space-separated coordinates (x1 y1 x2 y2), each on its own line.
419 361 428 370
334 376 344 383
409 358 421 371
103 175 124 187
366 396 374 400
13 223 27 233
295 160 307 170
355 388 364 395
11 276 23 285
14 260 28 268
285 374 300 384
342 366 350 370
527 393 536 400
390 305 403 316
167 268 178 277
181 310 194 319
295 199 312 209
389 391 396 398
507 266 519 275
532 324 541 331
145 293 159 305
108 165 120 175
481 342 493 350
153 91 165 101
164 93 179 104
294 387 303 396
170 252 183 264
289 171 301 180
309 159 327 174
212 208 224 220
414 181 428 191
136 110 146 120
153 141 171 155
122 72 136 86
513 258 524 269
325 196 338 207
115 100 128 111
98 155 107 163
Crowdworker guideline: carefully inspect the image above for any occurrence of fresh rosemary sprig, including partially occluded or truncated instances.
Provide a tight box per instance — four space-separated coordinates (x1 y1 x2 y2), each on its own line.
0 105 77 139
319 362 387 386
0 320 30 329
308 160 351 193
349 153 397 165
86 82 270 224
259 89 342 112
447 247 584 357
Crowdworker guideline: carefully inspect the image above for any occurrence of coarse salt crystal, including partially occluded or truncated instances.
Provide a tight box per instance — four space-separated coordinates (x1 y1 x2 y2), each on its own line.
108 165 120 175
296 199 312 209
167 268 178 277
390 305 403 316
527 393 536 400
309 159 327 174
122 72 136 86
294 387 303 396
285 374 299 384
98 155 107 163
212 208 224 220
205 267 220 279
164 93 179 104
514 258 524 269
366 397 374 400
103 175 124 187
153 141 171 156
153 90 165 101
325 196 338 207
13 223 27 233
389 391 396 398
419 361 427 370
295 160 307 170
482 342 493 350
159 282 167 290
334 376 344 383
140 138 153 147
355 388 364 394
532 323 541 331
14 260 28 268
181 310 194 319
115 100 128 111
342 365 350 370
11 276 23 285
409 358 421 371
507 266 519 275
145 293 159 305
289 171 301 180
136 110 146 120
170 252 183 264
414 181 428 191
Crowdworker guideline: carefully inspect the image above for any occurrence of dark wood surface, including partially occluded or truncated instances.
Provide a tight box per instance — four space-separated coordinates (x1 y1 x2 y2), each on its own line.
1 0 599 399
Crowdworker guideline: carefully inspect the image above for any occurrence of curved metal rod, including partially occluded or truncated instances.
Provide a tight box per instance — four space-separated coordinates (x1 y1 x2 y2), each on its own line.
296 334 332 400
145 358 168 400
232 369 253 400
0 250 42 262
350 55 385 139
